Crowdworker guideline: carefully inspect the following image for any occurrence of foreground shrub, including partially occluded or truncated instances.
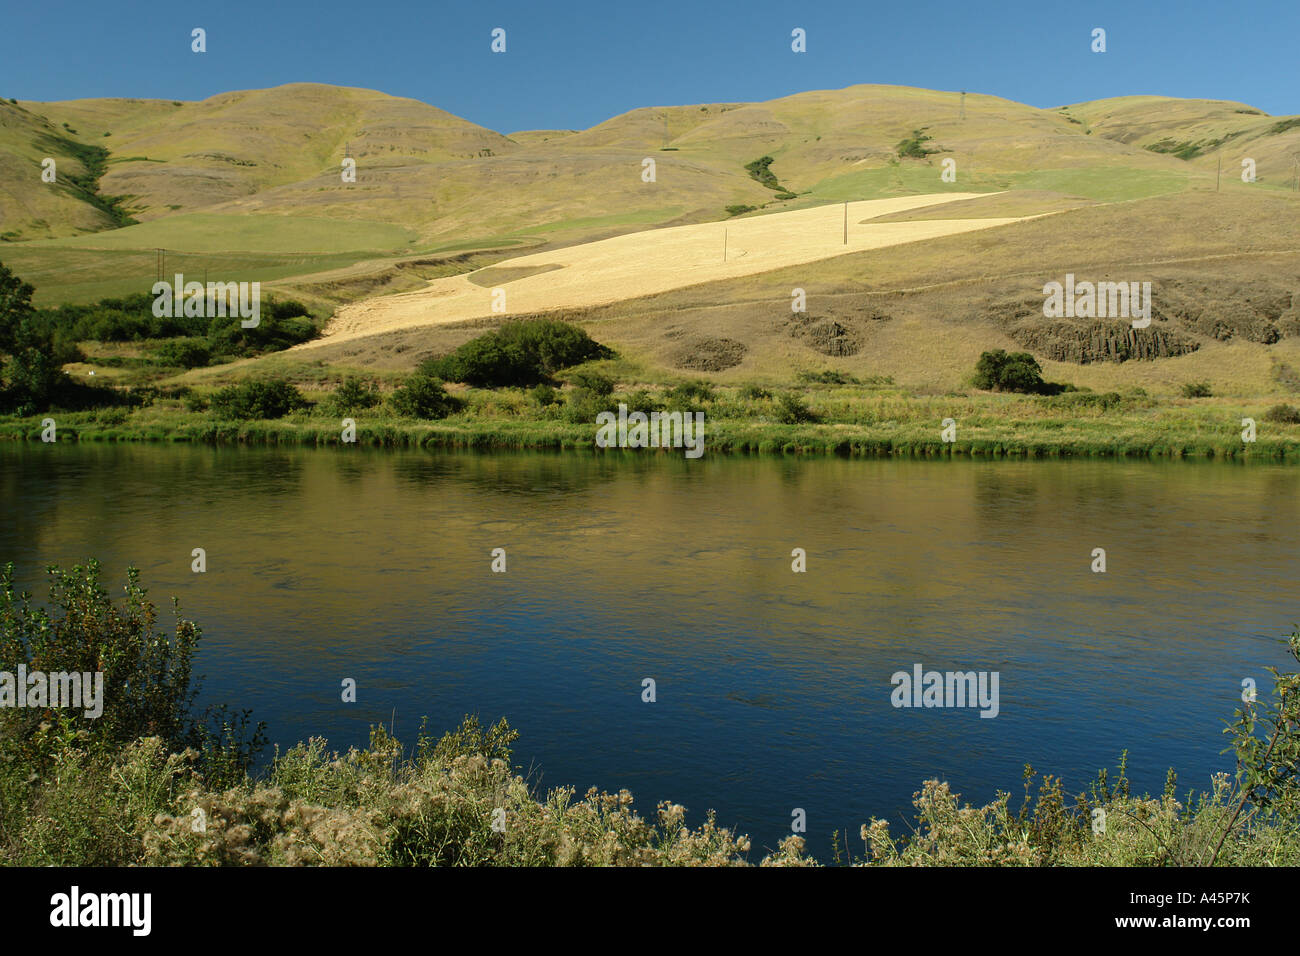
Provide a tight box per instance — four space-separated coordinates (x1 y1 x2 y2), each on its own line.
1181 382 1213 398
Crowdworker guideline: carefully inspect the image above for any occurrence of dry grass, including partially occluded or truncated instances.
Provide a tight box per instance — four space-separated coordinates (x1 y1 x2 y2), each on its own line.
307 193 1022 346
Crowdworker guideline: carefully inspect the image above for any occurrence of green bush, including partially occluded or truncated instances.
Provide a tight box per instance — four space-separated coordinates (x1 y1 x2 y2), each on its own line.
206 308 316 359
0 559 199 762
529 383 558 407
210 379 307 419
153 337 211 369
561 386 616 423
0 560 263 778
1181 382 1213 398
897 129 938 159
1263 404 1300 424
667 380 715 405
973 349 1048 394
775 392 819 424
1 261 77 413
744 155 781 190
30 292 315 356
797 369 859 385
329 376 382 415
566 369 615 397
389 376 461 419
1045 390 1126 412
725 204 758 217
614 388 663 414
423 319 610 388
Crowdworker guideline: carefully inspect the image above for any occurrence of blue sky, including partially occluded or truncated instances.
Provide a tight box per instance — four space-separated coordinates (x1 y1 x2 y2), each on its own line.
2 0 1296 132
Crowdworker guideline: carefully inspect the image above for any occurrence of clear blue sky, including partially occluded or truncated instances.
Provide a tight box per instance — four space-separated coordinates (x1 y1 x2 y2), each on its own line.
2 0 1296 132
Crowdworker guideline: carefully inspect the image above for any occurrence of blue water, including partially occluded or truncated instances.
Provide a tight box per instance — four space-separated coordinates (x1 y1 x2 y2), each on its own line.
2 442 1294 858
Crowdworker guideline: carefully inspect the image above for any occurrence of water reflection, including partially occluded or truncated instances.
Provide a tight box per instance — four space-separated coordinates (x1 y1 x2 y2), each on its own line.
1 444 1296 858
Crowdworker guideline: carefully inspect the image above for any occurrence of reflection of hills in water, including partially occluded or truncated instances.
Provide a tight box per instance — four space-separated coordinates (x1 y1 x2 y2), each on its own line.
2 443 1296 857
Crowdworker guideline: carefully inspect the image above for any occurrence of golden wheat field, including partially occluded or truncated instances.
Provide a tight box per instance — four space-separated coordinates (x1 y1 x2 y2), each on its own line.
307 193 1026 346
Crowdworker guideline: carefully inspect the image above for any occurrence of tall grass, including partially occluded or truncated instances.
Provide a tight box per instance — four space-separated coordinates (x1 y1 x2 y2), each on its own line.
3 381 1299 461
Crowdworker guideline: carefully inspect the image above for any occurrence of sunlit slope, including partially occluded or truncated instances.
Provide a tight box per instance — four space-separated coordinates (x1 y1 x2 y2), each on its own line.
22 84 518 222
2 81 1284 307
1065 95 1300 187
7 82 1215 248
0 100 117 239
280 187 1300 404
306 193 1023 346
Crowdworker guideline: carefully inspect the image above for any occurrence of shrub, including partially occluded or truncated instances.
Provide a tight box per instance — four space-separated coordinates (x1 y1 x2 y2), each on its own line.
1045 390 1125 412
725 204 758 217
0 560 200 763
667 380 715 405
423 320 610 388
207 307 316 359
210 379 307 419
153 337 211 369
566 370 615 397
561 386 615 423
616 388 663 414
329 376 382 415
389 376 461 419
897 129 938 159
740 384 772 400
744 156 780 190
1263 404 1300 424
1 260 74 414
529 383 558 407
775 392 819 424
1181 382 1213 398
0 560 262 778
973 349 1047 394
796 369 858 385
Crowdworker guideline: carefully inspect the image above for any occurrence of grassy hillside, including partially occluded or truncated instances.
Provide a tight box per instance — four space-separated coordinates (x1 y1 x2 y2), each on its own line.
0 99 124 239
1 81 1231 308
1063 95 1300 188
4 80 1299 418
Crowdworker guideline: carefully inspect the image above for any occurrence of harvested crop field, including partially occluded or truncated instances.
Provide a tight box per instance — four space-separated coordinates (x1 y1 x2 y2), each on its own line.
301 193 1028 348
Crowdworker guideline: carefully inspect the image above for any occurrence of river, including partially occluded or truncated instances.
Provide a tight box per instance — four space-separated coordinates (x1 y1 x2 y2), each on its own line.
2 443 1295 858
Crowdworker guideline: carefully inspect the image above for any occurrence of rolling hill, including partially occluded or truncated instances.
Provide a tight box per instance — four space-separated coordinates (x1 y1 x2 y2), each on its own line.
3 80 1300 401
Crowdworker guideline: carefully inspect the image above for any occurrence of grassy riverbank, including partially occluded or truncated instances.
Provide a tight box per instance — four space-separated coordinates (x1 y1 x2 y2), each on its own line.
4 381 1300 461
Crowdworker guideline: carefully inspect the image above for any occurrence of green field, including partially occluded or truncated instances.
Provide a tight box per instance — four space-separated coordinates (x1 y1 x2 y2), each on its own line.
32 212 418 253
